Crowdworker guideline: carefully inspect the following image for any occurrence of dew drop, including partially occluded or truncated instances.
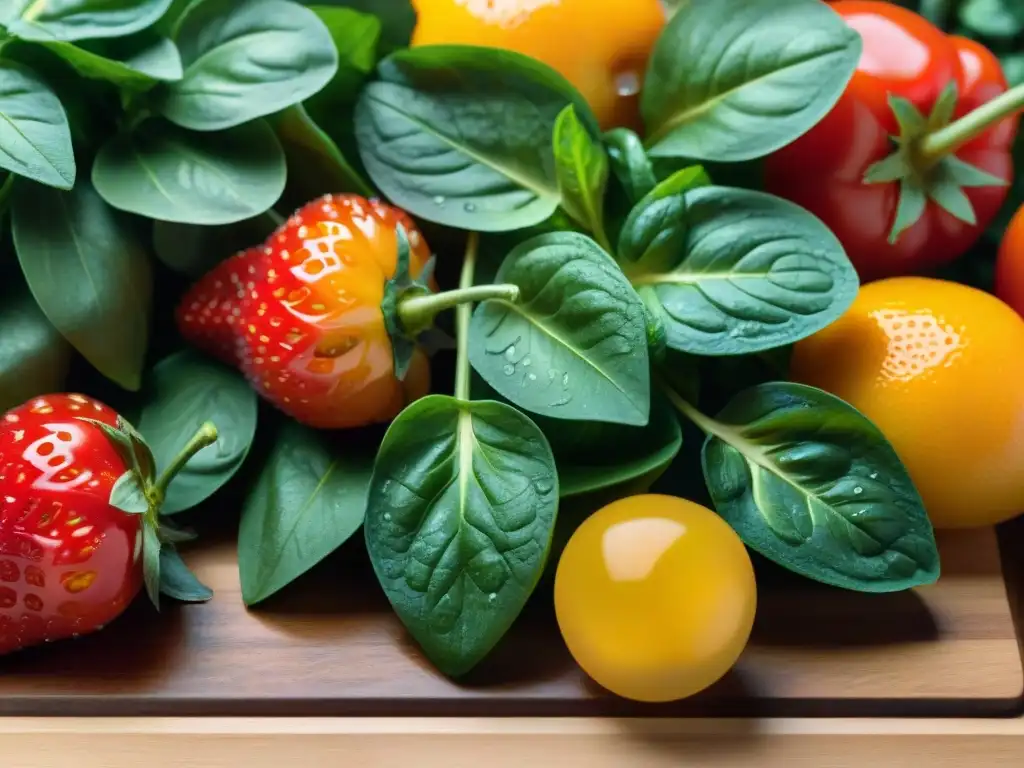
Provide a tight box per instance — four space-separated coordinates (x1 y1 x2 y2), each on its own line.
503 364 515 376
562 372 570 387
528 373 537 382
464 202 477 212
384 513 392 522
433 195 446 205
853 486 863 495
869 472 879 480
505 345 516 361
534 478 554 495
488 592 497 602
521 357 532 367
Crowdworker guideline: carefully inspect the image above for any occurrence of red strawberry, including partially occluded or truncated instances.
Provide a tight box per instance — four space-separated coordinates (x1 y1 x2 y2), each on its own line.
177 194 435 430
0 395 216 655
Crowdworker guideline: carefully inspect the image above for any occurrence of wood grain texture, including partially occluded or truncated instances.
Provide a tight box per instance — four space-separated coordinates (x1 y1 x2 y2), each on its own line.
6 718 1024 768
0 523 1018 718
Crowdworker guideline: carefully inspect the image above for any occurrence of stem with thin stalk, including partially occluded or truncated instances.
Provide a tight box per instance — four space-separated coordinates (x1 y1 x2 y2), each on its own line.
454 233 480 402
659 376 720 437
918 82 1024 163
399 282 519 337
149 422 219 507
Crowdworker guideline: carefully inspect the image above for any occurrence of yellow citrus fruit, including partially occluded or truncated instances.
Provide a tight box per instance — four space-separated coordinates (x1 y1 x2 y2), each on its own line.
554 495 756 702
790 277 1024 529
410 0 666 130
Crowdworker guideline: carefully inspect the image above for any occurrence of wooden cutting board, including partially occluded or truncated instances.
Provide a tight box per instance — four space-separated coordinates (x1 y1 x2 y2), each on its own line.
0 525 1019 717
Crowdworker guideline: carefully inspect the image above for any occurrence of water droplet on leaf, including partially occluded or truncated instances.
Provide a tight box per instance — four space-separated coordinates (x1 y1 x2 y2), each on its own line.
853 486 863 495
503 364 515 376
464 202 477 212
433 195 446 205
505 346 516 360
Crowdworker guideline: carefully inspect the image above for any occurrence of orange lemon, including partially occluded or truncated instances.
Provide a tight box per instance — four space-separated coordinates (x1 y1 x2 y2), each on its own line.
410 0 666 130
554 495 756 702
790 277 1024 529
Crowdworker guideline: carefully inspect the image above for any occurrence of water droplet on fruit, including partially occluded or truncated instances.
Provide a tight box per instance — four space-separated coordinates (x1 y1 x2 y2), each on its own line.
503 364 515 376
614 69 641 97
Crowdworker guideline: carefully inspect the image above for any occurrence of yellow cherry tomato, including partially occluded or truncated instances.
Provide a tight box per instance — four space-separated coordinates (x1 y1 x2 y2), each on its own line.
554 495 757 703
790 277 1024 529
410 0 666 131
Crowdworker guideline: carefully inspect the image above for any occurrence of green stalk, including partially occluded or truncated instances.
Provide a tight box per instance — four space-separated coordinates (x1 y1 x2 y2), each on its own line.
658 374 720 437
150 422 219 507
21 0 45 22
919 82 1024 163
454 233 480 402
398 282 519 336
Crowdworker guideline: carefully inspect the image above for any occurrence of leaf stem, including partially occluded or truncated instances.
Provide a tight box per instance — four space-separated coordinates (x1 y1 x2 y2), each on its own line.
918 83 1024 163
21 0 45 22
454 233 480 402
399 283 519 336
151 422 219 503
658 374 720 437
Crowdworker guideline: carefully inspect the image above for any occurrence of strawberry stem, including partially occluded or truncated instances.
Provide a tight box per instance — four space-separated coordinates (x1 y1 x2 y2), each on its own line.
918 82 1024 163
398 281 519 338
151 422 219 503
455 233 480 402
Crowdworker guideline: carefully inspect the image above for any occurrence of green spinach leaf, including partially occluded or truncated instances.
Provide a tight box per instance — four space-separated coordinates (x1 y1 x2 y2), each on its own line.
2 0 173 42
269 104 372 209
0 61 75 189
0 281 72 412
159 0 338 131
618 166 709 276
305 0 413 53
553 105 609 245
699 382 940 592
92 118 286 225
355 45 597 232
153 214 275 277
365 395 558 677
604 128 656 206
634 186 858 356
239 419 374 605
959 0 1024 39
12 178 152 391
41 31 183 90
642 0 862 162
470 232 651 426
138 351 258 515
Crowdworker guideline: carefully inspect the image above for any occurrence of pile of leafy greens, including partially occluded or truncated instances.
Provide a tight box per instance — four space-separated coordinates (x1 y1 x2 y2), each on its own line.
3 0 998 678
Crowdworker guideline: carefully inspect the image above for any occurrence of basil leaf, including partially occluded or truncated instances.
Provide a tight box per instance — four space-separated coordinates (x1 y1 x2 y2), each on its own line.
604 128 656 205
0 61 75 189
701 382 940 592
642 0 862 162
92 118 286 225
365 395 558 677
959 0 1024 39
138 351 258 515
355 45 597 232
12 178 152 391
158 0 338 131
153 214 275 277
159 546 213 602
239 420 374 605
470 232 651 426
2 0 174 42
41 32 183 90
0 283 72 412
553 105 609 241
618 166 709 275
269 104 372 210
635 186 858 356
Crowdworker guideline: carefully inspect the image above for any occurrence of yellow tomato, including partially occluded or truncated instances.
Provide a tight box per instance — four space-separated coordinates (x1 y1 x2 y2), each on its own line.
410 0 666 130
790 277 1024 529
554 495 756 703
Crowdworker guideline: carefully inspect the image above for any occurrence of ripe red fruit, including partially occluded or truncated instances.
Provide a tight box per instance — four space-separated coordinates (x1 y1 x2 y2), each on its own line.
0 394 216 655
176 194 435 430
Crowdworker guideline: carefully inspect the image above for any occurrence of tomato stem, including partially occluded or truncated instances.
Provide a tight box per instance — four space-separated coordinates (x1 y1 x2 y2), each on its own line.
151 421 219 503
918 82 1024 163
454 233 480 402
398 282 519 336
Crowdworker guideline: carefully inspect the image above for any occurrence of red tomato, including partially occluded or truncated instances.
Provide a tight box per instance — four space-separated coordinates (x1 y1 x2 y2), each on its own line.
996 204 1024 314
765 1 1018 281
0 395 143 654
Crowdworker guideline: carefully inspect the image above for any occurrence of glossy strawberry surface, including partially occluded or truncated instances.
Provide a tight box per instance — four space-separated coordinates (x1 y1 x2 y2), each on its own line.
0 395 143 655
178 195 434 429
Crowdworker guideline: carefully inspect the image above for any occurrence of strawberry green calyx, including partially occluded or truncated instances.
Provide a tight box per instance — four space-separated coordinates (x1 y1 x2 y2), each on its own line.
82 416 218 609
864 81 1019 243
381 227 520 380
